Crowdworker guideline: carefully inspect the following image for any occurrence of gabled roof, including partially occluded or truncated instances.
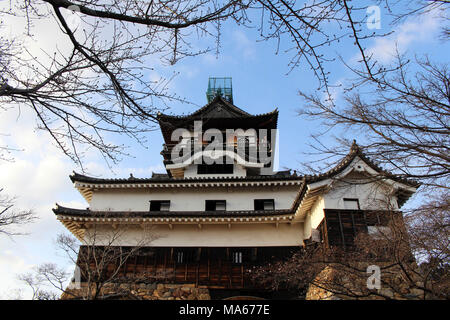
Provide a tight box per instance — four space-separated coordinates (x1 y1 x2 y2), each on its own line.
290 141 420 216
156 95 279 158
157 95 277 120
303 141 420 187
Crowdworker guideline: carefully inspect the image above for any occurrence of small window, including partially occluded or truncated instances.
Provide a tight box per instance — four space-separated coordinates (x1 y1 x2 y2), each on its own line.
149 200 170 211
232 251 243 264
254 199 275 211
311 229 321 242
343 198 359 210
205 200 226 211
176 251 184 264
174 248 199 263
197 163 234 174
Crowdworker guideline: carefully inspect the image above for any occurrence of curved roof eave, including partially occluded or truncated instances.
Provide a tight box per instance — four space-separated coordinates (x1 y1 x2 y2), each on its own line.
53 204 293 219
156 95 278 120
69 170 301 184
302 141 420 188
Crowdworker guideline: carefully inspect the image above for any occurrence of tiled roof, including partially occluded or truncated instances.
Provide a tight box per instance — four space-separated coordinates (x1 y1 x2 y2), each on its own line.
288 141 419 214
157 95 277 120
65 142 419 221
53 204 292 218
70 142 418 187
69 171 301 184
302 141 420 187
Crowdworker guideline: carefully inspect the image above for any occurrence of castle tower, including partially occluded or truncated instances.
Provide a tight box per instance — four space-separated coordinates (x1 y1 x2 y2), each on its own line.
54 79 418 299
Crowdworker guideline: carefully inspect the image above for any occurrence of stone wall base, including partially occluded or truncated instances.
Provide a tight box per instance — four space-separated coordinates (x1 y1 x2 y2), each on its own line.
61 283 211 300
305 263 426 300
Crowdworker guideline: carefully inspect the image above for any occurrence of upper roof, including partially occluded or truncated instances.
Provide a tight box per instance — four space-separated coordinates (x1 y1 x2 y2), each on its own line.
157 95 277 121
157 95 279 142
156 95 280 177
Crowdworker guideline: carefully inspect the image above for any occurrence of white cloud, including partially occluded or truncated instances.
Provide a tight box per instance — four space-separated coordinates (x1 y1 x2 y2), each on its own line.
366 9 441 63
0 250 35 299
202 52 221 65
233 30 256 60
0 157 72 204
320 78 344 105
0 106 85 299
333 7 444 105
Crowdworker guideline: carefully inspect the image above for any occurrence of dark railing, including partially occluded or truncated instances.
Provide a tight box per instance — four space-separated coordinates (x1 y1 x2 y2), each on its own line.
76 246 298 289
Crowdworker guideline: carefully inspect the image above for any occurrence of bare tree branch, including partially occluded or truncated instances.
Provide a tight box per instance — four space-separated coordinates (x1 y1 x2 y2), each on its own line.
0 188 36 237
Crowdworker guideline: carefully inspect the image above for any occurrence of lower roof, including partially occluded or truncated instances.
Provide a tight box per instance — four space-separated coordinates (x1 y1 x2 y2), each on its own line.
69 170 298 184
60 142 418 224
53 205 292 218
69 142 419 188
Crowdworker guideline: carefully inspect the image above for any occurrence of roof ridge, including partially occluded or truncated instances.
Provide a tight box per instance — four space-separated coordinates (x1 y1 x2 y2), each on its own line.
157 95 277 119
192 95 251 117
303 142 419 187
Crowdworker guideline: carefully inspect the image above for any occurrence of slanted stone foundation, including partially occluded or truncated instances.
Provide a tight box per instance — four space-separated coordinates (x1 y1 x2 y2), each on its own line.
306 263 426 300
61 283 211 300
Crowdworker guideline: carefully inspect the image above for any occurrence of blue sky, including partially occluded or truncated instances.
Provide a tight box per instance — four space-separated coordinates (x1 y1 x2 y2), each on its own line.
0 2 448 298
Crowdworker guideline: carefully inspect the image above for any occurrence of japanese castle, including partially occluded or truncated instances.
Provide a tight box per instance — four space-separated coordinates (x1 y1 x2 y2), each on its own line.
53 78 418 299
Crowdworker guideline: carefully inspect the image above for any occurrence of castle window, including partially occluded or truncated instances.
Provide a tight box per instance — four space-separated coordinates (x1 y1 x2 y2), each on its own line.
197 163 234 174
173 248 199 263
205 200 226 211
232 251 243 264
149 200 170 211
176 251 184 264
254 199 275 211
343 198 360 210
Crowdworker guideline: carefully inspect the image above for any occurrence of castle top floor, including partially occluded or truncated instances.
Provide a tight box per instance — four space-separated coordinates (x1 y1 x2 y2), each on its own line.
157 78 278 178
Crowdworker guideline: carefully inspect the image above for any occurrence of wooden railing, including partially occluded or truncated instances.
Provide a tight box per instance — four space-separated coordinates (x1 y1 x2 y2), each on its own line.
77 246 298 289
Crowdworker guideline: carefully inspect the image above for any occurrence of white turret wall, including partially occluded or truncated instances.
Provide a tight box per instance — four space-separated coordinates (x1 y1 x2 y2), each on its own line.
88 186 299 212
82 222 304 247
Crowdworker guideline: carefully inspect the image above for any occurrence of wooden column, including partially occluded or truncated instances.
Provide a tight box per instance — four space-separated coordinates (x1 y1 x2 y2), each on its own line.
337 211 346 249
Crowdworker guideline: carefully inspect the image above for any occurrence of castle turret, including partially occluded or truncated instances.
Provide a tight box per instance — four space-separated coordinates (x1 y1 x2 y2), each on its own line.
157 78 278 178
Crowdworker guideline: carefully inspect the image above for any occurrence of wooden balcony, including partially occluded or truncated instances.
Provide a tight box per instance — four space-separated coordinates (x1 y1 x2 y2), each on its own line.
77 246 298 290
317 209 401 249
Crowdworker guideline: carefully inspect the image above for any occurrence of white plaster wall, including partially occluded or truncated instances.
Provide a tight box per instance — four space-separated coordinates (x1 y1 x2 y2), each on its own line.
303 213 311 239
83 222 304 247
89 186 299 211
302 171 401 240
304 197 325 239
322 176 398 210
316 158 401 210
